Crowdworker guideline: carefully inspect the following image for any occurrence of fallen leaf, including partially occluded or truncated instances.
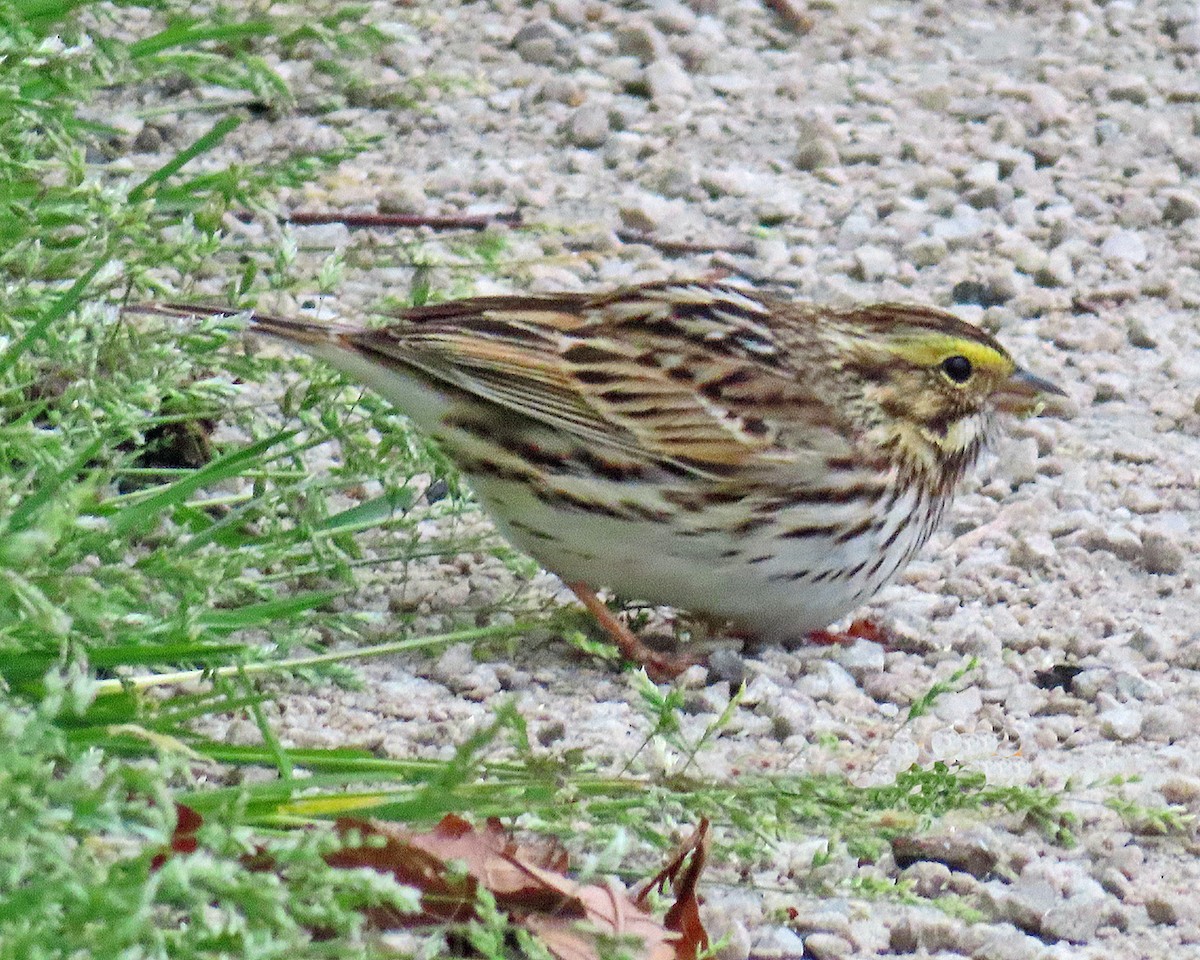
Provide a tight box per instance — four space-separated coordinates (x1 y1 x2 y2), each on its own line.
637 818 711 959
331 815 686 959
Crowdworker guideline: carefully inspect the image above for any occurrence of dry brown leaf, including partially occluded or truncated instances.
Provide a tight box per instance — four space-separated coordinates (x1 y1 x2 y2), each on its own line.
153 806 704 960
637 818 711 959
331 815 690 959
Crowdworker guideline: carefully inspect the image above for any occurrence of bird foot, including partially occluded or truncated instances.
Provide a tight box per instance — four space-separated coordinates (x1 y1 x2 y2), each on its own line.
807 618 889 648
567 582 703 682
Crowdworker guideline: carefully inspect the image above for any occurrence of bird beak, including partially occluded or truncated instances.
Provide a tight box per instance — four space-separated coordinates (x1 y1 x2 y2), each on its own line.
994 366 1067 415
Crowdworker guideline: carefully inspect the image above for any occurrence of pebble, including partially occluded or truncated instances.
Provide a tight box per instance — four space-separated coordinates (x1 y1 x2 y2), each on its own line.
706 647 746 687
905 236 948 266
1140 530 1185 575
645 59 693 101
753 927 806 956
618 193 677 232
1107 75 1152 104
645 0 698 34
1099 706 1144 742
566 104 610 148
892 832 1000 879
795 123 839 170
803 933 853 960
513 18 573 65
995 437 1040 488
1040 895 1107 943
1100 229 1149 265
952 273 1017 307
615 20 669 63
851 245 897 281
1076 525 1144 563
796 661 860 702
1125 316 1158 349
1161 188 1200 224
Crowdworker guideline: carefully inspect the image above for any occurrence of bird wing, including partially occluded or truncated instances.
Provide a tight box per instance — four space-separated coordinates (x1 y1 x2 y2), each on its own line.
348 283 851 473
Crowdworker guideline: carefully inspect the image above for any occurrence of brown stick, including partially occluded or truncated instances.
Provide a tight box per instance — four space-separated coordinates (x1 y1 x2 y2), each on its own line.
615 229 757 257
284 210 523 230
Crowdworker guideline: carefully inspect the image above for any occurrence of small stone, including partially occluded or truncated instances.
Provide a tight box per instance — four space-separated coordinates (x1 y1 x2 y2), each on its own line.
931 209 985 248
550 0 586 25
618 194 674 232
1099 706 1143 741
899 861 952 897
952 273 1017 307
1141 530 1185 574
645 0 698 34
796 661 859 701
905 236 948 267
851 245 897 281
1010 532 1057 571
1145 896 1180 925
706 647 745 686
754 927 805 956
1077 525 1143 562
892 832 1000 879
566 104 609 148
795 121 839 171
616 20 669 63
996 437 1040 487
1162 189 1200 224
378 183 428 215
645 59 693 101
1108 75 1152 104
963 160 1000 189
539 75 584 105
1112 439 1156 464
1126 317 1158 348
132 125 164 153
1141 705 1190 742
1160 775 1200 804
833 639 886 675
513 19 573 65
804 933 853 960
1128 625 1171 661
1041 896 1105 943
1034 250 1074 287
1100 229 1148 265
1176 23 1200 53
712 920 751 960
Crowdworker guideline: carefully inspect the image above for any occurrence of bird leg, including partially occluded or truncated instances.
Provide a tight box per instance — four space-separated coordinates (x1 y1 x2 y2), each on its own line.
566 582 701 682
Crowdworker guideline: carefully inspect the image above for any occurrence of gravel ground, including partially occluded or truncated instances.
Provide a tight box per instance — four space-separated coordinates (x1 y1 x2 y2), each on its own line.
158 1 1200 956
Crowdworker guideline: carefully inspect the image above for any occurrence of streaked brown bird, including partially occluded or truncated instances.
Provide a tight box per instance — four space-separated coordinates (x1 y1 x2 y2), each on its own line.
146 282 1063 678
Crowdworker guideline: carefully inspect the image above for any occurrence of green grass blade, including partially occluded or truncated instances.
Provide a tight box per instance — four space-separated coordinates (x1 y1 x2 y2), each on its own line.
127 115 242 204
195 590 339 631
107 429 297 537
0 260 105 379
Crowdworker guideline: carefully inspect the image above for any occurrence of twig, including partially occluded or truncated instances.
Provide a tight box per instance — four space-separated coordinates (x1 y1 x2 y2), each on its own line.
283 209 522 230
616 229 757 257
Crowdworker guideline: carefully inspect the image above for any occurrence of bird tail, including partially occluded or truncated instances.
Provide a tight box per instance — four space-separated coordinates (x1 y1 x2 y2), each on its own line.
126 302 355 347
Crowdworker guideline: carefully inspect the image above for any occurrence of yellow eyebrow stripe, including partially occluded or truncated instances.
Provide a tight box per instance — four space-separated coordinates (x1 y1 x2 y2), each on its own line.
884 335 1014 374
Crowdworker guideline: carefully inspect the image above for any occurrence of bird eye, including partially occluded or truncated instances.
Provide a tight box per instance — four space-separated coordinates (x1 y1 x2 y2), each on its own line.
940 355 973 384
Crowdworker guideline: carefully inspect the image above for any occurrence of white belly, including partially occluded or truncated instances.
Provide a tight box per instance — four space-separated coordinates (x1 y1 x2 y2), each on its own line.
470 469 941 640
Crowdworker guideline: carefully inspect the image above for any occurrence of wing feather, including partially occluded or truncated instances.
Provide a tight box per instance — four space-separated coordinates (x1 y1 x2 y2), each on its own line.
344 283 851 472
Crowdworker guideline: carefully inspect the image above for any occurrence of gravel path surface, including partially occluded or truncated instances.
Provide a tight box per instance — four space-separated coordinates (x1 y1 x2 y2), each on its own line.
178 1 1200 956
